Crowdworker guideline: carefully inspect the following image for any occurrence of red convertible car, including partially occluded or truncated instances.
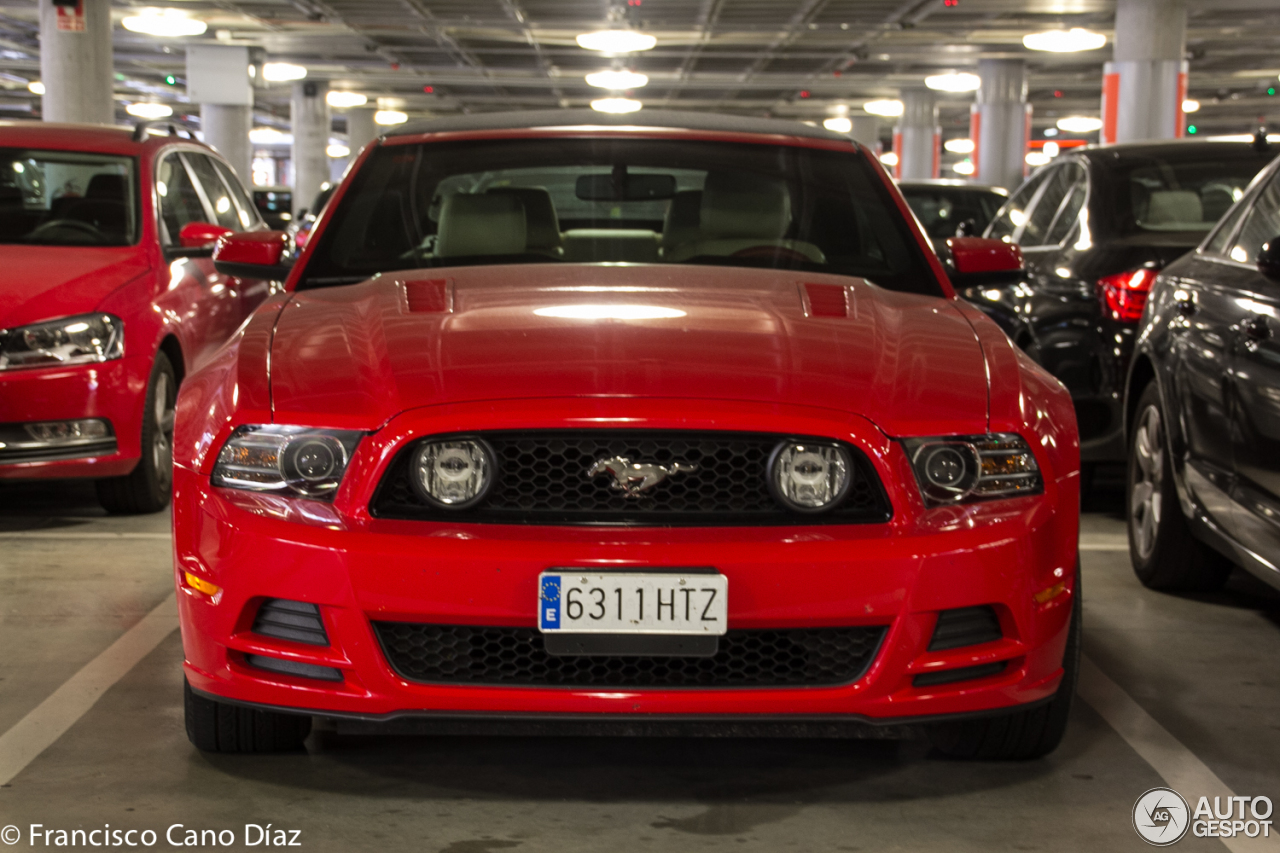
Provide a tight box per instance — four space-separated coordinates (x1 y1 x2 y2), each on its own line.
175 111 1081 760
0 121 273 512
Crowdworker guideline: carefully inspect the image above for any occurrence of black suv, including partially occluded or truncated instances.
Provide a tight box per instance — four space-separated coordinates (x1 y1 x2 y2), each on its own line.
963 141 1275 469
1124 148 1280 592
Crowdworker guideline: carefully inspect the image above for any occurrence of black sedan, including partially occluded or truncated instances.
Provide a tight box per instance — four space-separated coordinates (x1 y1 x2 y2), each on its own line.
899 179 1007 242
963 140 1275 468
1124 151 1280 592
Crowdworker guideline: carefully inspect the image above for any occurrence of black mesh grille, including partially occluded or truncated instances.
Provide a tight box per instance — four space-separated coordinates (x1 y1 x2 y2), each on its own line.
252 599 329 646
370 431 892 526
927 606 1002 652
373 622 887 688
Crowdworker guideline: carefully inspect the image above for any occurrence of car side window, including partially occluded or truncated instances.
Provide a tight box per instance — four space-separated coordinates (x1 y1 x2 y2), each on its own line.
1044 165 1088 247
184 153 242 231
1203 198 1249 257
1021 166 1073 247
986 170 1049 242
1229 172 1280 265
156 153 208 244
210 159 259 230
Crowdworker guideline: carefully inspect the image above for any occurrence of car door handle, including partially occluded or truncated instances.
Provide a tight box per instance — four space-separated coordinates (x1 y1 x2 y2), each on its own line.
1244 315 1271 341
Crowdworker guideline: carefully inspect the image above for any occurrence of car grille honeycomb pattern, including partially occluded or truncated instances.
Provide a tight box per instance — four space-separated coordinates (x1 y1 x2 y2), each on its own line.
370 430 892 526
372 622 887 688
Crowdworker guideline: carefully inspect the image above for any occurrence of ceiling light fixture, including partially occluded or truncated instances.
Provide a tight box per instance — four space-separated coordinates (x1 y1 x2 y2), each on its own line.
1056 115 1103 133
374 109 408 125
326 91 368 108
590 97 642 114
125 102 173 119
952 161 975 175
585 69 649 90
249 127 291 144
822 117 852 133
1023 28 1107 53
576 31 657 53
943 138 975 154
864 99 904 117
1182 98 1200 113
925 72 981 93
1043 141 1060 157
1043 127 1059 137
261 62 307 83
27 81 43 95
1025 151 1050 167
121 8 208 38
326 143 350 158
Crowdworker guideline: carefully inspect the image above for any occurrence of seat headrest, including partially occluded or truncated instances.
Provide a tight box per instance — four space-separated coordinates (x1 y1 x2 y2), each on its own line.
700 173 790 239
487 187 560 250
662 190 701 249
435 193 527 258
86 173 125 200
1144 190 1203 226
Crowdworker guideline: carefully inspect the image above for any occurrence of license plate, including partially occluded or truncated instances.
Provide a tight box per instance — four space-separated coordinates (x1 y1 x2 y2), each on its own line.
538 571 728 635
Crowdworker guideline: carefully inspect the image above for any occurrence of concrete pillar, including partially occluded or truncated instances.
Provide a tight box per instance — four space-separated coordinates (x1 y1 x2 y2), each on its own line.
846 116 880 151
291 80 329 216
200 105 252 184
973 59 1030 190
38 0 113 124
894 89 939 181
346 107 377 159
1103 0 1187 143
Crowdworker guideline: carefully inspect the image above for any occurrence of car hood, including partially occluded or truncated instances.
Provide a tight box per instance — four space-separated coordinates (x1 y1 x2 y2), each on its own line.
269 264 990 437
0 246 151 329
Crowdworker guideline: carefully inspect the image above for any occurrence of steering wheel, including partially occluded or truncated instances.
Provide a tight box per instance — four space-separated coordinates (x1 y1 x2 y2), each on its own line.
28 218 104 241
731 245 811 263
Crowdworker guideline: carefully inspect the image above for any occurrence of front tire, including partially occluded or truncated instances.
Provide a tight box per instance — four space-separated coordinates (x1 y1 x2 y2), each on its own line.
928 564 1080 760
95 352 176 514
184 679 312 753
1127 382 1231 592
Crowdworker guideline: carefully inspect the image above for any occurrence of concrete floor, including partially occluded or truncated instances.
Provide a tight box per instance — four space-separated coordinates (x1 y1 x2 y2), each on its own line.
1 477 1278 852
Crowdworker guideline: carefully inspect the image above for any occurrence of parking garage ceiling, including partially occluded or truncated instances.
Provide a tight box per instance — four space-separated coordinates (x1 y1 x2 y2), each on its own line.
0 0 1276 138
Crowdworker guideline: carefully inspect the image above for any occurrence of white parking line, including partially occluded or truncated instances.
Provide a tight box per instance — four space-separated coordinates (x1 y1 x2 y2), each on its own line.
1079 656 1280 852
1080 534 1128 551
0 532 170 540
0 593 178 787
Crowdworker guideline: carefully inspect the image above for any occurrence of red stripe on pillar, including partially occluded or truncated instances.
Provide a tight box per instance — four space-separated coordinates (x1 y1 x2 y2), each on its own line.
969 105 981 176
1102 71 1120 145
1175 68 1188 138
892 129 902 179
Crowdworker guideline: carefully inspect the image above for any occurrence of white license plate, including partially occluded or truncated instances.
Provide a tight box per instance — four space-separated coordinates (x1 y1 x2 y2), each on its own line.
538 571 728 635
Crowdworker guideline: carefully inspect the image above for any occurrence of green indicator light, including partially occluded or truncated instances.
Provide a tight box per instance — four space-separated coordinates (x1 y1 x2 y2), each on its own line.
165 75 176 85
1188 125 1197 134
1269 87 1277 96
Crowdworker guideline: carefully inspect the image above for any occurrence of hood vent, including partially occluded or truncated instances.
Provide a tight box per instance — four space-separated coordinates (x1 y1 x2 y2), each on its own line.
802 283 848 318
401 277 452 313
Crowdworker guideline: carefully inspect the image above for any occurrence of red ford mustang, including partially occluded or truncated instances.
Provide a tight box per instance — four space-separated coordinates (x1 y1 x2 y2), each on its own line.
0 122 272 512
174 111 1081 759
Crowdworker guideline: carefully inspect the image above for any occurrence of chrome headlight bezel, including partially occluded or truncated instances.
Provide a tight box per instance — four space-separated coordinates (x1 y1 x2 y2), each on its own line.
0 313 124 371
409 437 497 510
211 425 363 501
901 433 1043 507
767 439 855 513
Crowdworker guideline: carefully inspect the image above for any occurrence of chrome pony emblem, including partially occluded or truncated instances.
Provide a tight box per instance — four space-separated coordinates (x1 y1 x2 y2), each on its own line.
587 456 698 497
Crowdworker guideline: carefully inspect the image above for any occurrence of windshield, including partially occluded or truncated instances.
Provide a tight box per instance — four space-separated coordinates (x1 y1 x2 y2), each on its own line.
0 149 138 246
901 186 1006 239
1111 150 1272 235
301 137 940 295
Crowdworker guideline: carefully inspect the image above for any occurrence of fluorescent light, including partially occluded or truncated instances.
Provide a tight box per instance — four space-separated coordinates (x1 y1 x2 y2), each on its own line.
1043 141 1060 157
1182 98 1200 113
1056 115 1103 133
1025 151 1050 167
585 70 649 90
944 138 975 154
27 81 43 95
952 161 975 175
925 72 980 93
125 102 173 119
590 97 642 114
534 305 686 320
879 152 899 167
864 99 904 117
1023 28 1107 53
823 117 852 133
326 144 350 158
1043 127 1058 137
262 62 307 82
249 127 291 144
326 91 368 108
374 110 407 125
576 30 657 53
122 8 208 38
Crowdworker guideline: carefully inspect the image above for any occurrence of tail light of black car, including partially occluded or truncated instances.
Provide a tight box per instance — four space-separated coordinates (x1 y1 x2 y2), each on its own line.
1097 267 1159 323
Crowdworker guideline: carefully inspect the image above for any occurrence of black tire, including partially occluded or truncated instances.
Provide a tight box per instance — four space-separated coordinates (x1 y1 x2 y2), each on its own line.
96 352 177 514
928 564 1080 760
1127 382 1232 592
184 679 312 753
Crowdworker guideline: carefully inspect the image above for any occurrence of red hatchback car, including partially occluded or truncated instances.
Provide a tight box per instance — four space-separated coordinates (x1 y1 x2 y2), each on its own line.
0 121 273 512
175 111 1081 759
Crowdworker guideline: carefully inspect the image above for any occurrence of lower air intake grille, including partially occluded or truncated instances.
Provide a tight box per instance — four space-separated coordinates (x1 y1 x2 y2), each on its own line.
252 599 328 646
927 606 1002 651
373 623 887 688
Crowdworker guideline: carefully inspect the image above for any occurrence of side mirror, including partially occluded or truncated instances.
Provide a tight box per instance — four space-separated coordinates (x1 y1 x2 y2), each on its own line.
954 219 979 238
1259 236 1280 281
945 236 1024 286
168 221 234 258
212 230 292 280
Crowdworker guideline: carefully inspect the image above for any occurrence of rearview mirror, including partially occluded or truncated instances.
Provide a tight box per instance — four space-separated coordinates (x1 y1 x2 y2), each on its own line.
1259 236 1280 282
945 236 1024 286
212 230 292 280
576 173 677 201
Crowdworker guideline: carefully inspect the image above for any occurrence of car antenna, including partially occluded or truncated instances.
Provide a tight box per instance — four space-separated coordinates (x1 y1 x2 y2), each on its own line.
1253 127 1270 153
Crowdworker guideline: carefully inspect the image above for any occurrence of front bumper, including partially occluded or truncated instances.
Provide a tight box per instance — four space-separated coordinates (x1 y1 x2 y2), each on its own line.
0 356 149 479
175 413 1078 722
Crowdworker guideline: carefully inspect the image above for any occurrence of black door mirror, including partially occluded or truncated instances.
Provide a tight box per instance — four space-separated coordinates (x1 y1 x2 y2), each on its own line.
1260 236 1280 281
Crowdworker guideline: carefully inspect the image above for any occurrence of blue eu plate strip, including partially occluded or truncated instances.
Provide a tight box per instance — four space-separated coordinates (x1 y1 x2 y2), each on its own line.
539 575 561 630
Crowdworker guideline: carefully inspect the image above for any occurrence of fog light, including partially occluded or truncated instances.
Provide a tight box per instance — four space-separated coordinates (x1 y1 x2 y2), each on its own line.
23 418 110 443
411 438 495 509
768 441 853 512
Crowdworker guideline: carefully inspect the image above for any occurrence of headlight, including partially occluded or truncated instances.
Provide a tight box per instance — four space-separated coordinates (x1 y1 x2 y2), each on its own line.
768 441 853 512
212 425 362 500
902 433 1042 506
0 313 123 370
411 438 495 509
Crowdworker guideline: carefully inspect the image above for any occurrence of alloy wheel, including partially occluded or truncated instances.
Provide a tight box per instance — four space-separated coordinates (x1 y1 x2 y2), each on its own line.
152 372 175 490
1130 404 1163 560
